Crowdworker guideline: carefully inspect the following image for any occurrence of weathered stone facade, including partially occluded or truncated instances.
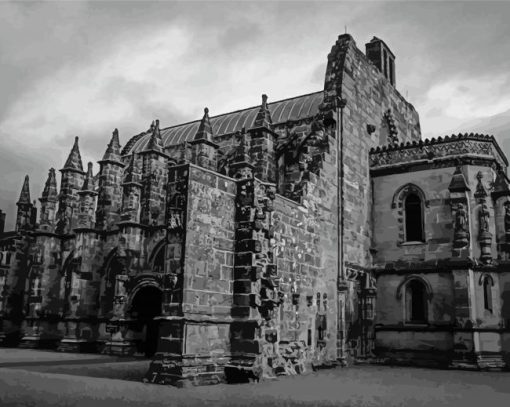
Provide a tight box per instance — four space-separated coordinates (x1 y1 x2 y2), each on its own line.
1 32 508 386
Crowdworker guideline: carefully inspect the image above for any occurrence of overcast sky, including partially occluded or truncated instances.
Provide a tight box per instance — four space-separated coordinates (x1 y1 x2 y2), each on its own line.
1 1 510 229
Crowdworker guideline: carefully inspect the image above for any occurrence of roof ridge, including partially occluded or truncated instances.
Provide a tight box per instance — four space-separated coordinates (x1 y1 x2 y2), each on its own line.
159 89 323 132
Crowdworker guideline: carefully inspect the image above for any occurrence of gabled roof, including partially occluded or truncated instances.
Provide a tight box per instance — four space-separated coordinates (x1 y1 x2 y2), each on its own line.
123 90 323 155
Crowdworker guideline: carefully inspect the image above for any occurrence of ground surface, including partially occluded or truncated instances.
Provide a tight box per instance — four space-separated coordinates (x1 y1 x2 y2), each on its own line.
1 349 510 407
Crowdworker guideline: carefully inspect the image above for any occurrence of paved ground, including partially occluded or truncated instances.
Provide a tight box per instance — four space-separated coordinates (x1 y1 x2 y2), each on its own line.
1 349 510 406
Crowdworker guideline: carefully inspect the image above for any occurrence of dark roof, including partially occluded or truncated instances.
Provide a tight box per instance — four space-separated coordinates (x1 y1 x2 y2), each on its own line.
125 91 323 154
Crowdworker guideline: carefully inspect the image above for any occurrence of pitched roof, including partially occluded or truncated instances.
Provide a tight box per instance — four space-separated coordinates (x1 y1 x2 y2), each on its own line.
123 90 323 154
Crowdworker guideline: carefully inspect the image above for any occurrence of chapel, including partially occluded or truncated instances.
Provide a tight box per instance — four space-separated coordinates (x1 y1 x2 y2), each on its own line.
0 33 509 386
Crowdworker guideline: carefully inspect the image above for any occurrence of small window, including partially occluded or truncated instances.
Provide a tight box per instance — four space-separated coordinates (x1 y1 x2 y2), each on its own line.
405 193 424 242
483 276 493 313
406 279 427 323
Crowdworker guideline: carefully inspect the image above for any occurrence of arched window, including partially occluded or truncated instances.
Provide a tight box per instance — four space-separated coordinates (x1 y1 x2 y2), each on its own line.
406 279 427 323
482 275 493 313
405 193 424 242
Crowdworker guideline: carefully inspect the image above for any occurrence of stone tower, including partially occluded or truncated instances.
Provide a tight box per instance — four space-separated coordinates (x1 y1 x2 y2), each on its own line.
96 129 124 230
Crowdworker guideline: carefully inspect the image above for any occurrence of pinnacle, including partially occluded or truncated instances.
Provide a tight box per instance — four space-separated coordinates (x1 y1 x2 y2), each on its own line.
123 153 141 184
17 175 31 205
146 119 163 152
63 136 84 172
102 128 122 162
254 93 272 128
81 162 95 192
193 107 214 143
41 168 58 202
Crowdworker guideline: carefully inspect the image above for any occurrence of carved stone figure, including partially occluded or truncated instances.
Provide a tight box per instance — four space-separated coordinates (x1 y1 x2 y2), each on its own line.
453 203 469 247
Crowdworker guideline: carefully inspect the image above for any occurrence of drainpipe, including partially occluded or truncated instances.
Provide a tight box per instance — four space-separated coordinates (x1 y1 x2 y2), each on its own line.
336 96 347 365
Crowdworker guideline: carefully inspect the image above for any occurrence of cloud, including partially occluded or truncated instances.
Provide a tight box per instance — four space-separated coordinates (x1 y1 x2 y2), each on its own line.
2 1 510 229
419 74 510 136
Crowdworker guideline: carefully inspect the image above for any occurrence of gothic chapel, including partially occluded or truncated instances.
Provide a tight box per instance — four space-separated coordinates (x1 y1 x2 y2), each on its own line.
1 33 509 386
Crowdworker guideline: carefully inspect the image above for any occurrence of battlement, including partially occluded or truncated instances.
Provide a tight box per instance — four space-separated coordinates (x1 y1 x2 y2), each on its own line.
369 132 508 170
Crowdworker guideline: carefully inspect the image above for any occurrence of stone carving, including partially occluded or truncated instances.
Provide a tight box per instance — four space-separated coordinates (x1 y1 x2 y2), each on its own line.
453 203 469 248
383 109 399 146
504 201 510 241
369 133 504 169
478 201 492 264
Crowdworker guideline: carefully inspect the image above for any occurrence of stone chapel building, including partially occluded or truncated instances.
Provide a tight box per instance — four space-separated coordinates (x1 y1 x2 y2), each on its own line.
1 33 509 386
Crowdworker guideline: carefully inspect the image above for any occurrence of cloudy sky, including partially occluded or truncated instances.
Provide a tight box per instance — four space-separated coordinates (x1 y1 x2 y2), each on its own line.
1 0 510 229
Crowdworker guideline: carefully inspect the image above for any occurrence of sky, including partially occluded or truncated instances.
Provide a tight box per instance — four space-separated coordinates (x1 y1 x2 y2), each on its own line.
1 0 510 230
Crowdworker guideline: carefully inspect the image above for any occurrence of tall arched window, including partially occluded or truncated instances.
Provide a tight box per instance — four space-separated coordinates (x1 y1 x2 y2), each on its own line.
482 275 493 313
406 279 427 323
405 193 424 242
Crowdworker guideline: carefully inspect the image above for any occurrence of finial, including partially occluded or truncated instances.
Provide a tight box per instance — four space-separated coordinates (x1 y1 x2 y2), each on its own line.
204 107 209 115
262 94 268 105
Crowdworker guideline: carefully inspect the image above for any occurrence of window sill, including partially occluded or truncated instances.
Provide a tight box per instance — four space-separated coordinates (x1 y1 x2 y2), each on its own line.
400 241 426 246
404 322 428 327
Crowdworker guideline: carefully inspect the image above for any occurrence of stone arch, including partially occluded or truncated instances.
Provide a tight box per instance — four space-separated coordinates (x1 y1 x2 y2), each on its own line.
396 275 433 324
391 183 428 243
480 274 495 312
126 277 162 312
148 239 166 274
98 248 125 317
126 279 163 357
396 275 433 301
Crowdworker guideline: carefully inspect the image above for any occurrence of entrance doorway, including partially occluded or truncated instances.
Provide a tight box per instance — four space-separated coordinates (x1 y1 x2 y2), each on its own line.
129 285 162 357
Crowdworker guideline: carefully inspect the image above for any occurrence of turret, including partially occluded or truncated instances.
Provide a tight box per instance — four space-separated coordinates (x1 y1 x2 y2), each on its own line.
120 153 142 224
56 137 85 234
189 108 219 171
96 129 124 230
77 162 98 229
38 168 58 232
16 175 35 232
139 120 169 226
249 94 277 182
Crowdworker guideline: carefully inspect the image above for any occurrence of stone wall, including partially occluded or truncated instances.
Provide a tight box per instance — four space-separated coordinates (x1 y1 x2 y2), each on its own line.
325 34 421 270
183 165 236 317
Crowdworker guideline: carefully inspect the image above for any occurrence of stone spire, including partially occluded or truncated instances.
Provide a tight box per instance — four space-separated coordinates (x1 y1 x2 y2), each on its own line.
146 119 163 152
254 94 272 128
193 108 214 143
17 175 31 205
189 108 219 171
38 168 59 232
16 175 35 232
41 168 58 202
102 128 122 163
81 162 95 192
63 136 84 172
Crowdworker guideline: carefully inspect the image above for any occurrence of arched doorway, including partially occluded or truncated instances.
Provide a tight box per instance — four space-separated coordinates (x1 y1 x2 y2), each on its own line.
129 285 162 357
